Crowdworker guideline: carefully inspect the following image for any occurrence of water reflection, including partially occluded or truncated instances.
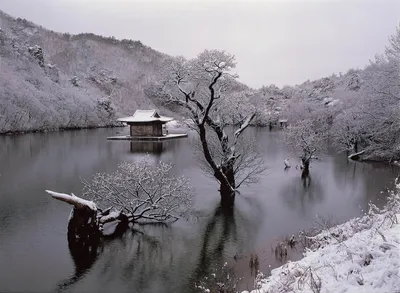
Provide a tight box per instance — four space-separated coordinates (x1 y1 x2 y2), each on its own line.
331 154 400 206
279 172 324 215
56 232 103 292
189 206 236 284
51 201 258 293
1 128 400 293
54 221 179 293
130 141 165 154
126 139 192 171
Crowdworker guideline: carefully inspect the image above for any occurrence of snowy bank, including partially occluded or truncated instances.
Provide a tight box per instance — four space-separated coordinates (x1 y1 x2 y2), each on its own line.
166 119 194 130
245 183 400 293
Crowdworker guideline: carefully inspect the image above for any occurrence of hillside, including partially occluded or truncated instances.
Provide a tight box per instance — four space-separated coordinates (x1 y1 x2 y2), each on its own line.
0 10 170 134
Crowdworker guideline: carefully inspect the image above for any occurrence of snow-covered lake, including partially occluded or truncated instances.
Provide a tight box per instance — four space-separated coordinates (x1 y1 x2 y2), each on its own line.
0 127 399 292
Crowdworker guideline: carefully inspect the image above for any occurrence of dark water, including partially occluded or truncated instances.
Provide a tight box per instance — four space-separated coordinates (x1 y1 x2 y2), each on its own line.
0 127 398 293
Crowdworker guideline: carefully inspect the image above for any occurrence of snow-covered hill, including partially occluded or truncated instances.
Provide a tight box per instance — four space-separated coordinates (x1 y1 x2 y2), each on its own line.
0 10 169 133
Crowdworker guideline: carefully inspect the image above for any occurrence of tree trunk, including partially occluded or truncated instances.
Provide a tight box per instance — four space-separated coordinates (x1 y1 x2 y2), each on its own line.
220 182 235 207
354 140 358 153
301 158 310 176
301 164 311 187
67 207 100 245
218 165 236 208
197 122 238 207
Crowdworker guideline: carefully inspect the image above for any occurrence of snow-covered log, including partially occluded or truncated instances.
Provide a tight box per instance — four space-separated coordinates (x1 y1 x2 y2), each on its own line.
46 190 102 244
348 150 365 161
46 190 97 211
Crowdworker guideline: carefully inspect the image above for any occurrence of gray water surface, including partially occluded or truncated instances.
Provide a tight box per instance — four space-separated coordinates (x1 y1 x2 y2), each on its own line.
0 127 398 293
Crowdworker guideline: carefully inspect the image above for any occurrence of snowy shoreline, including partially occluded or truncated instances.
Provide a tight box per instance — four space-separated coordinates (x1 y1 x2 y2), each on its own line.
0 123 124 136
0 119 189 136
244 183 400 293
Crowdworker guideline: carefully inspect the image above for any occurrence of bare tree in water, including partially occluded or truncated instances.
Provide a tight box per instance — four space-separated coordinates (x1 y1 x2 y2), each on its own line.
155 50 265 207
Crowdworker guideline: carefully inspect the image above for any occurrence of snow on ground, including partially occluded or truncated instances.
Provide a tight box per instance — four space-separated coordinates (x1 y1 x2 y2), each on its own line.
166 119 194 129
166 120 182 128
244 183 400 293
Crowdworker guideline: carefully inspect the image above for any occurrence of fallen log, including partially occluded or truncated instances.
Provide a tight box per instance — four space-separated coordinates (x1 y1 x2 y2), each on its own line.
46 190 127 241
348 150 365 161
46 190 97 211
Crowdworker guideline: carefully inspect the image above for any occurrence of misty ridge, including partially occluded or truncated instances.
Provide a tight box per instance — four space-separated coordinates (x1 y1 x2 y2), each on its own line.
0 9 399 161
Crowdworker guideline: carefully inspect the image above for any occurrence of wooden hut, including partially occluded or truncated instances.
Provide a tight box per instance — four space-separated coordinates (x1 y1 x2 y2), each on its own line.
117 110 173 137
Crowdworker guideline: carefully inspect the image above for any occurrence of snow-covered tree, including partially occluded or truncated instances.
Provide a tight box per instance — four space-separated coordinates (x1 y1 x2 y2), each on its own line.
283 119 325 175
47 158 194 243
330 109 363 153
82 159 194 223
155 50 265 207
355 24 400 160
281 88 334 174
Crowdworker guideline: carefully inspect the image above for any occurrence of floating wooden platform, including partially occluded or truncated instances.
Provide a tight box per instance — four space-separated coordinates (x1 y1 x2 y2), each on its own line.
107 133 188 141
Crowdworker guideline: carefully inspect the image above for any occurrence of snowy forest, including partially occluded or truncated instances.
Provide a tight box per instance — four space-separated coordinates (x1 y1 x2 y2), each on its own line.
1 10 399 163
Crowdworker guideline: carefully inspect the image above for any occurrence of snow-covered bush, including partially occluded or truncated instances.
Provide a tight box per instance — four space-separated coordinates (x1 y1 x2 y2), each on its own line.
82 158 194 223
28 45 44 67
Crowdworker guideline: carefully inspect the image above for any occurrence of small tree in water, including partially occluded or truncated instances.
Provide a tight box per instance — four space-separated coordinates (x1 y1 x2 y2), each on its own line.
155 50 265 207
46 158 194 244
82 159 194 223
283 119 326 176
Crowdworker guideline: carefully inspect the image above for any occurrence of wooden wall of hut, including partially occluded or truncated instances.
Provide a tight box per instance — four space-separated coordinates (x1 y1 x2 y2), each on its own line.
129 122 163 137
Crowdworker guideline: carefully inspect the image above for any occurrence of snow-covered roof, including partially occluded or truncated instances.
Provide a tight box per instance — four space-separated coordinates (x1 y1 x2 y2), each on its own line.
118 110 173 123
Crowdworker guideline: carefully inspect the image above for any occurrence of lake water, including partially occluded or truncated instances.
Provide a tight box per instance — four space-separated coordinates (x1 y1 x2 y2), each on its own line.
0 127 399 293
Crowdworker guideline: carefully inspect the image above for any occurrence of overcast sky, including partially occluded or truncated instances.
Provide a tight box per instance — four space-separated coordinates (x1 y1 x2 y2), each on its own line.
0 0 399 88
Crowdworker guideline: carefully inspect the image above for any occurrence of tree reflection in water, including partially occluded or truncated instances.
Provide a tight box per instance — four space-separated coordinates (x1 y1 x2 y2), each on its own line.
188 205 237 290
188 199 262 293
54 200 260 293
280 171 324 215
55 220 129 292
55 231 103 292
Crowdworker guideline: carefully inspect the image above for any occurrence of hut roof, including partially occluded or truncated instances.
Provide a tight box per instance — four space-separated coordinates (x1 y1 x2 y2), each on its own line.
118 110 173 123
